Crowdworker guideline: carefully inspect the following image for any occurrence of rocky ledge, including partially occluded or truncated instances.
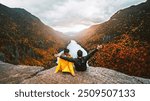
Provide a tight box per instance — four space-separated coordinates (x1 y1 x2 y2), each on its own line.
0 61 150 84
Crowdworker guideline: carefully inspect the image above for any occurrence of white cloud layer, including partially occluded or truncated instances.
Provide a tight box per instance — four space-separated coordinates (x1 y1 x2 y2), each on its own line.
0 0 146 33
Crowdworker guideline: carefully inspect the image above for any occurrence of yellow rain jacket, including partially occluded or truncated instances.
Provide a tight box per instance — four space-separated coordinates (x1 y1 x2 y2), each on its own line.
55 55 75 76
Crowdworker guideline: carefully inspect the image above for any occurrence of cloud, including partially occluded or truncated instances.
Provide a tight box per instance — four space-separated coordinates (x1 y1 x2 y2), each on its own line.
0 0 146 33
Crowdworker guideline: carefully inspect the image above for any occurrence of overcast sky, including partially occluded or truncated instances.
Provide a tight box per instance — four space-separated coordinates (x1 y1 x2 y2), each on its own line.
0 0 146 33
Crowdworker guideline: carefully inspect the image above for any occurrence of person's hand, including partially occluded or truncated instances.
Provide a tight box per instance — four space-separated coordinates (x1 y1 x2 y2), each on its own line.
72 73 75 77
97 45 103 50
54 54 59 57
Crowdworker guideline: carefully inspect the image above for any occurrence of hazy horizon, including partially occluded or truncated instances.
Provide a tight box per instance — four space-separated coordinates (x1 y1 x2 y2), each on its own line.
0 0 146 34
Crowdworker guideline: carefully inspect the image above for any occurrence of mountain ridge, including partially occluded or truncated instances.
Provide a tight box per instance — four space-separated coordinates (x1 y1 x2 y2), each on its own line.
0 3 69 68
76 0 150 78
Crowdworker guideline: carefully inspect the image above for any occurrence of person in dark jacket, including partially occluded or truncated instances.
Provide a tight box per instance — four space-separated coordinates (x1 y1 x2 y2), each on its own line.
56 45 102 71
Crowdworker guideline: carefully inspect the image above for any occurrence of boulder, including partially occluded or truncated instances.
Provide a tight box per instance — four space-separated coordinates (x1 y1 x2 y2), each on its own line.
0 61 44 83
22 66 150 84
0 61 150 84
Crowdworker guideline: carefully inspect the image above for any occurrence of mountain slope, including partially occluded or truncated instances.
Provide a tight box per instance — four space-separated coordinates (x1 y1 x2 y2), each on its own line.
77 0 150 44
77 0 150 78
0 4 68 68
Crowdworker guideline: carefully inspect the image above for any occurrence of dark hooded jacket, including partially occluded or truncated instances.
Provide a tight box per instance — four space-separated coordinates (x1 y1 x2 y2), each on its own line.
60 49 98 71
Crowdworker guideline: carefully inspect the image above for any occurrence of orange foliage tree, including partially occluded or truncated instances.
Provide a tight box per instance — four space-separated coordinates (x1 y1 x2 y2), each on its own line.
89 34 150 78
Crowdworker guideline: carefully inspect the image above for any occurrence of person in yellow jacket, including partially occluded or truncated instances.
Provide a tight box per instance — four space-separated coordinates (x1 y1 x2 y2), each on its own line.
54 48 75 76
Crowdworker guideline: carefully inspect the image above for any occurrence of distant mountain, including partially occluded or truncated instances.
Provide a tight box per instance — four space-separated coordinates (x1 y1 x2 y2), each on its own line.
78 0 150 44
77 0 150 78
0 4 68 68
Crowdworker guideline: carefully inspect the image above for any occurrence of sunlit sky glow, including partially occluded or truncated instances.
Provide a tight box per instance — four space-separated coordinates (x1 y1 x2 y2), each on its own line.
0 0 146 34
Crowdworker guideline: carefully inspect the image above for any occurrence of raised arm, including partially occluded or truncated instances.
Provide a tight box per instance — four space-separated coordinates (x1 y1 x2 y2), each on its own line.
60 56 75 62
85 49 98 60
85 45 103 60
